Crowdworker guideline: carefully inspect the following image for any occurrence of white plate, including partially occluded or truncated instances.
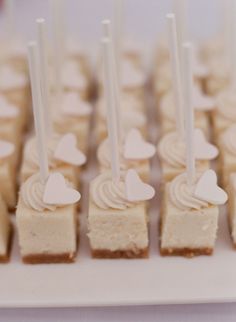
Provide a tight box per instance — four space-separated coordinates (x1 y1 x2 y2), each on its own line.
1 165 236 308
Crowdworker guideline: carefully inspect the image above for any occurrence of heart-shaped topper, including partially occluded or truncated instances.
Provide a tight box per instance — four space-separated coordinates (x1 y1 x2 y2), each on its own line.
125 169 155 202
194 86 215 111
124 128 156 160
194 169 228 205
0 140 14 158
54 133 86 166
0 96 19 118
43 172 81 205
61 92 92 117
194 129 219 160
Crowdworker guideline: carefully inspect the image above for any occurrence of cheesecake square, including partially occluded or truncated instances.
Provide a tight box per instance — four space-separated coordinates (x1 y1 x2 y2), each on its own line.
160 183 219 257
16 197 78 264
88 197 149 258
0 194 12 262
227 174 236 247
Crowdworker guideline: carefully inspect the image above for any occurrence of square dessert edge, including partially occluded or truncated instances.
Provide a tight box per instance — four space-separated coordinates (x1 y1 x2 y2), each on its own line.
160 183 219 257
88 195 149 259
16 197 78 264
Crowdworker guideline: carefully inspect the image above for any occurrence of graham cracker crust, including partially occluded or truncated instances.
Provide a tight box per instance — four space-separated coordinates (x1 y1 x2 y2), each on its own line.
22 252 76 264
160 247 213 258
158 219 213 258
91 247 149 259
0 224 13 263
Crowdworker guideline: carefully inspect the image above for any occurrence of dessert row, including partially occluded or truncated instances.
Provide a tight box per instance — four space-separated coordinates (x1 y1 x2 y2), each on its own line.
0 1 235 263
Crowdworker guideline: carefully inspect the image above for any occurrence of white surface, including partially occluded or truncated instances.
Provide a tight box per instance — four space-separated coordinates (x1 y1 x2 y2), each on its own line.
1 0 235 319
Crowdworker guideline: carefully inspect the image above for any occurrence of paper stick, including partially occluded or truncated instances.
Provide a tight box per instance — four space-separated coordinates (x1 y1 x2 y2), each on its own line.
102 19 123 141
166 13 184 139
173 0 187 66
182 42 195 186
102 38 120 183
50 0 64 100
28 42 49 183
5 0 15 40
36 18 52 137
113 0 123 78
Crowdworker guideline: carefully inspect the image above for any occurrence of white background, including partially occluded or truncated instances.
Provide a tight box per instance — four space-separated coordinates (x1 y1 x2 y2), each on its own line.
1 0 235 321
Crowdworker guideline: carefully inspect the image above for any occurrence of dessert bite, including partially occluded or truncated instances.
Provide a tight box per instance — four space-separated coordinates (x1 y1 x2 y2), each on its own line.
0 193 12 263
97 128 155 182
158 88 214 137
0 139 18 210
0 65 30 129
157 15 218 182
96 93 147 143
16 42 81 264
160 42 227 257
227 173 236 247
88 37 155 259
218 124 236 187
21 19 87 186
52 91 92 153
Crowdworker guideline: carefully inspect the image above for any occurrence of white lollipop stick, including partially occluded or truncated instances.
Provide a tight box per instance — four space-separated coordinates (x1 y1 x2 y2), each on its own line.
182 42 195 187
166 13 184 139
28 42 49 183
5 0 15 40
36 18 52 137
50 0 64 100
173 0 187 65
102 38 120 183
102 20 123 141
113 0 123 77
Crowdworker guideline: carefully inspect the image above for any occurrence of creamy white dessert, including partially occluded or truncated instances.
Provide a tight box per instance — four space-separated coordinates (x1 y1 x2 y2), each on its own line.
228 173 236 247
0 140 18 210
88 171 149 258
16 173 79 264
20 134 83 187
160 173 220 257
157 131 210 182
205 58 230 96
96 96 147 143
0 193 11 262
97 138 151 182
213 89 236 139
158 91 211 137
52 91 92 153
218 125 236 187
0 65 30 129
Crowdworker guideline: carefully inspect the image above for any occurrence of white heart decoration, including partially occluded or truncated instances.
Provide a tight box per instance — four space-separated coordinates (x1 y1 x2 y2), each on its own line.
43 172 81 205
124 128 156 160
54 133 86 166
194 129 218 160
61 92 92 116
0 140 14 158
194 169 228 205
125 169 155 202
0 96 19 118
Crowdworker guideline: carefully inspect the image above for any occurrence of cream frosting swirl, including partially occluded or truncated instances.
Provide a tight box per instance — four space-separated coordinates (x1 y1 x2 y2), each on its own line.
169 173 209 210
221 124 236 155
158 132 186 167
25 135 64 170
216 89 236 121
21 173 56 212
97 138 141 170
91 171 134 210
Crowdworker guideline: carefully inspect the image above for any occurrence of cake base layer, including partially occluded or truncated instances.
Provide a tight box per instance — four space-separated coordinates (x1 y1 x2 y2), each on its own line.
22 252 76 264
91 247 148 259
0 224 13 263
160 247 213 258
